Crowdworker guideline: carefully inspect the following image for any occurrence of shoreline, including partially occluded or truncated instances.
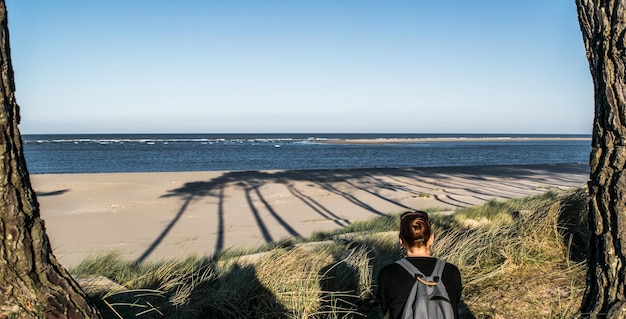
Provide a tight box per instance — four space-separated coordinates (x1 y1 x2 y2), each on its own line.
31 163 590 267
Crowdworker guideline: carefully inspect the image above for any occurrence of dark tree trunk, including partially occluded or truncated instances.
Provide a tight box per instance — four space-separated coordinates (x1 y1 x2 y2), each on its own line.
0 2 102 318
576 0 626 318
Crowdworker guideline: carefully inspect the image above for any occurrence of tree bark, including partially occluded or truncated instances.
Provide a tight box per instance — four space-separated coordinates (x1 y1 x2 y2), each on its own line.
0 2 102 318
576 0 626 318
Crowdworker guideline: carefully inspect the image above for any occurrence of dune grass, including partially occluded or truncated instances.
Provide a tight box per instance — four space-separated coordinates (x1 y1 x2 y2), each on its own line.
71 188 589 318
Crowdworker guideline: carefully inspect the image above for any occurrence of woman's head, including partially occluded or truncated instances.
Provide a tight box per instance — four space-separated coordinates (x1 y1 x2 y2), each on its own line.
399 211 432 249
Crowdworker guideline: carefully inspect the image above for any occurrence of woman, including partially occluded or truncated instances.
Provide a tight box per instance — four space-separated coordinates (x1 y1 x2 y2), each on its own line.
377 211 462 319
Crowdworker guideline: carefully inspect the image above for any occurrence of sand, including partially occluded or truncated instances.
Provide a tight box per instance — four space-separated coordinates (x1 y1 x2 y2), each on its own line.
30 163 589 267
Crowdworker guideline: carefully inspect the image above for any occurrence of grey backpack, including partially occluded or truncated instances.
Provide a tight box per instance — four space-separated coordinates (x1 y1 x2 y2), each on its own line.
394 258 455 319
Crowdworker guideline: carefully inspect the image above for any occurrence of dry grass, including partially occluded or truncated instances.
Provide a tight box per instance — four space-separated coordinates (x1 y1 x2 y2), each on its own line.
71 188 589 318
435 189 588 318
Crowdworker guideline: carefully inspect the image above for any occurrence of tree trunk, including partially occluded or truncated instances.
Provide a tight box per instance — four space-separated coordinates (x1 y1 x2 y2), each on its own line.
576 0 626 318
0 2 102 318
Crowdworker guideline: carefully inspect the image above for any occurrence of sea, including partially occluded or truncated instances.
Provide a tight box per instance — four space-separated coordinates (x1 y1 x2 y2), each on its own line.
21 133 592 174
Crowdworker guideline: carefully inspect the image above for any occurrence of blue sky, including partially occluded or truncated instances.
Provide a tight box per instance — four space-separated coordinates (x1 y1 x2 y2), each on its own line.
6 1 592 134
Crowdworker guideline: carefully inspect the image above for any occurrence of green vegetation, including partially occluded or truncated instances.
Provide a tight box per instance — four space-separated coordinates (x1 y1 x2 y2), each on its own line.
71 189 589 318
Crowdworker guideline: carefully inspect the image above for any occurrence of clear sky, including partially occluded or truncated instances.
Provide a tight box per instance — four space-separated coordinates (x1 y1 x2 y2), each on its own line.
6 1 593 134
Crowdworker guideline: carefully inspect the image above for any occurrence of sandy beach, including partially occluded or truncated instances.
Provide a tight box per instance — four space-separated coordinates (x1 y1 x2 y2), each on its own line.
30 164 589 267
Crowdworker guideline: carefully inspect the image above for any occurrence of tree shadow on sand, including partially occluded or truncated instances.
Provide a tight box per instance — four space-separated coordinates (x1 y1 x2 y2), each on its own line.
135 164 589 264
36 189 69 197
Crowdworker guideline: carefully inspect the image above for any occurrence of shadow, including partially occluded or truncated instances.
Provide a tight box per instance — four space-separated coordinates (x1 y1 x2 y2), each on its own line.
434 194 477 208
135 164 589 264
251 183 301 238
407 173 520 201
459 299 477 319
243 181 273 243
215 184 225 252
343 177 414 211
93 258 290 318
134 179 224 264
318 260 363 316
314 180 387 217
36 189 69 197
134 194 194 265
189 262 290 319
285 181 351 227
557 188 589 262
317 243 379 318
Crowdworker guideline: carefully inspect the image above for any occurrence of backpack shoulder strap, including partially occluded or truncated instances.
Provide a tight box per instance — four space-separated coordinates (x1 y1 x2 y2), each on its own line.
395 258 425 278
395 259 421 319
431 258 446 279
430 259 453 303
396 258 446 278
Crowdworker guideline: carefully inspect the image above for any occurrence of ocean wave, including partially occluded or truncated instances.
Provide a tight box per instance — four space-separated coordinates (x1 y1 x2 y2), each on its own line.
23 136 348 145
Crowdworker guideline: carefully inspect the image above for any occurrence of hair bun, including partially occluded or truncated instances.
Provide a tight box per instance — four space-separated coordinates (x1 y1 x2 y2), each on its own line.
400 211 431 248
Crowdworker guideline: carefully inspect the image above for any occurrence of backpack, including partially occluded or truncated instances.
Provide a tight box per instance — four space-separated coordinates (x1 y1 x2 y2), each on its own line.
393 258 455 319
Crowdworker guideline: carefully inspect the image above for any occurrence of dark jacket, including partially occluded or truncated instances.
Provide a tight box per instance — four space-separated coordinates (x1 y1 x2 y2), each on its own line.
377 257 462 319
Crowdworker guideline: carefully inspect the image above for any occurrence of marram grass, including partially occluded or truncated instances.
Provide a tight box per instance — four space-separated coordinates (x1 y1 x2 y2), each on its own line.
71 189 589 318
